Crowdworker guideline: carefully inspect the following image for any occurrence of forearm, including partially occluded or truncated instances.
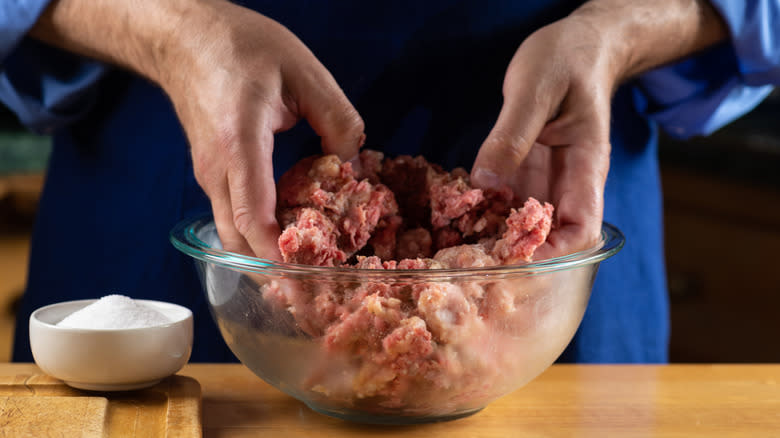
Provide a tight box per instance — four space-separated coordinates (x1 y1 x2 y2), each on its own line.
571 0 728 82
27 0 202 87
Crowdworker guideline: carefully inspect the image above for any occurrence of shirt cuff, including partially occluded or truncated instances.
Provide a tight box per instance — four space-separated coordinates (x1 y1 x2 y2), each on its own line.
0 0 53 64
708 0 780 85
632 0 780 140
0 39 109 134
633 69 773 139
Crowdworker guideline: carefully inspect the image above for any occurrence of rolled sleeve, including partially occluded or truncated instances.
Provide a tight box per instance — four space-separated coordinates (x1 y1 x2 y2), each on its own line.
0 0 108 134
711 0 780 84
633 0 780 139
0 0 52 63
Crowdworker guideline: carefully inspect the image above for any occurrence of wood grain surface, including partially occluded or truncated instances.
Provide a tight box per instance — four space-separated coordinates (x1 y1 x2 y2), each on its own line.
0 234 28 362
181 363 780 438
2 363 779 437
0 395 107 438
0 368 201 437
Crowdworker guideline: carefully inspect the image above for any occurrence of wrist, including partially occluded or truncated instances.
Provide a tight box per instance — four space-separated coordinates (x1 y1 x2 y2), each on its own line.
152 0 271 96
148 0 217 92
569 0 728 83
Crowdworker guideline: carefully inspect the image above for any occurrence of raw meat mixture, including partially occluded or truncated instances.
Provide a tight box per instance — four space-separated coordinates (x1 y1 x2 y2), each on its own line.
277 150 553 267
266 150 555 414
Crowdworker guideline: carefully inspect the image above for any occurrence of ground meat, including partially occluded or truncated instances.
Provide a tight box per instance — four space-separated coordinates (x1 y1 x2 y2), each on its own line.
429 178 485 228
395 227 433 259
367 215 403 261
278 208 346 266
270 149 556 415
276 150 552 266
375 155 437 227
492 199 555 264
277 153 399 265
433 243 497 269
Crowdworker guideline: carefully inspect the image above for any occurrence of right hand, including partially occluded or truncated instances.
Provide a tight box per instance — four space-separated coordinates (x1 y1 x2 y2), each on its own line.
143 1 360 259
32 0 365 259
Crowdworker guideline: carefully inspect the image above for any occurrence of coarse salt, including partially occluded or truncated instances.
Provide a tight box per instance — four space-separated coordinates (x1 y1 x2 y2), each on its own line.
57 295 171 329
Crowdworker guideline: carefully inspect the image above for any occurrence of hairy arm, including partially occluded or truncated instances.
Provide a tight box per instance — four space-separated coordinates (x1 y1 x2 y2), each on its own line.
29 0 186 85
28 0 365 259
577 0 728 82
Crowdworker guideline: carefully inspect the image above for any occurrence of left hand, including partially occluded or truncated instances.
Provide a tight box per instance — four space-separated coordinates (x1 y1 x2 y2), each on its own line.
470 0 727 259
471 16 614 259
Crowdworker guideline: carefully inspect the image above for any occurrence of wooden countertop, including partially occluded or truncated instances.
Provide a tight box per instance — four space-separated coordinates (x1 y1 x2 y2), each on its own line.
2 363 779 437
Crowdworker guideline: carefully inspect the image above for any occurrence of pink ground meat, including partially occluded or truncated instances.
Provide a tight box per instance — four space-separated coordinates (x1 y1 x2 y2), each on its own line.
269 150 555 413
277 150 552 267
277 154 399 266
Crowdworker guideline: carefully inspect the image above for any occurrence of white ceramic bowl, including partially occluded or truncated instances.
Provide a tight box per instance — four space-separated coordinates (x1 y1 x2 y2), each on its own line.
29 299 193 391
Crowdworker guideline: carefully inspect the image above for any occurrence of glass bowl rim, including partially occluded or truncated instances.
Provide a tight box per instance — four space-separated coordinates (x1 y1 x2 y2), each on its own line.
169 214 624 279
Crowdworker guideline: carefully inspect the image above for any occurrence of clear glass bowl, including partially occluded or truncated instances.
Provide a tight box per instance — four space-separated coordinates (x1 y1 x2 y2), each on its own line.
171 216 624 424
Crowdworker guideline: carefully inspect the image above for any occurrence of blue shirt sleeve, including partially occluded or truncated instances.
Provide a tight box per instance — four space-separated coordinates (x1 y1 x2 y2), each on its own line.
0 0 108 134
0 0 51 62
634 0 780 139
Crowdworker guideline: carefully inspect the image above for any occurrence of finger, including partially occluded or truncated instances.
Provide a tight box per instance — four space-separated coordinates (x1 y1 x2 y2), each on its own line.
210 185 253 256
225 110 283 261
535 105 611 259
287 62 365 161
192 141 255 256
537 141 609 260
471 69 562 190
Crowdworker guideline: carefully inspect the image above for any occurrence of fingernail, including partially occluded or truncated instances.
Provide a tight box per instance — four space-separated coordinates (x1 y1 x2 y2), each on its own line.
472 168 501 189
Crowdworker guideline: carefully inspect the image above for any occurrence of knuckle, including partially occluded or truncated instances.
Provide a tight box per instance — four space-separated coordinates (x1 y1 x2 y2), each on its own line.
190 149 222 195
232 205 256 238
329 103 364 135
190 149 211 179
189 128 242 196
486 129 532 165
213 215 237 242
344 107 365 134
214 123 242 158
342 110 366 146
319 103 366 152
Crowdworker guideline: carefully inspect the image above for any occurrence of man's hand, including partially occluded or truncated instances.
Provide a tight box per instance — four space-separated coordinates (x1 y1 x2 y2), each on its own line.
31 0 365 258
471 0 727 259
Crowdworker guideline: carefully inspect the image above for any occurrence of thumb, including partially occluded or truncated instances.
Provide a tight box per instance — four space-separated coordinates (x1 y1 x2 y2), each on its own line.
471 98 551 190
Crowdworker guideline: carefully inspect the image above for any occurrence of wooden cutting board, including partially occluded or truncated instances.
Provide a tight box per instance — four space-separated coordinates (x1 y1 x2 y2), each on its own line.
0 373 201 437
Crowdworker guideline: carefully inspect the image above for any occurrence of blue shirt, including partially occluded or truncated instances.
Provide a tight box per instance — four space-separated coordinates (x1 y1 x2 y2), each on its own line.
2 0 779 363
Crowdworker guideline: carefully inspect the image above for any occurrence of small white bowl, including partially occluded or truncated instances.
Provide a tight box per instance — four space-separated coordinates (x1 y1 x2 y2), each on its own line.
30 299 193 391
